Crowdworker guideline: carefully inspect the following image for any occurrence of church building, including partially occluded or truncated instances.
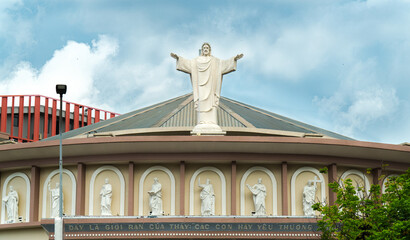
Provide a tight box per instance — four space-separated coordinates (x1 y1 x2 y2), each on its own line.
0 44 409 239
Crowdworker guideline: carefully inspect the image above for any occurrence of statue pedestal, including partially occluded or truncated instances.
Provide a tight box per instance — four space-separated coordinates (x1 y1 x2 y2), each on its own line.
191 123 226 136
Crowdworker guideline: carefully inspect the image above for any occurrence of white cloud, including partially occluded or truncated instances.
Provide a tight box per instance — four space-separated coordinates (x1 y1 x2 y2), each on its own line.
1 35 118 109
0 0 33 46
91 53 189 113
258 25 333 80
1 0 410 143
315 86 399 138
0 0 21 12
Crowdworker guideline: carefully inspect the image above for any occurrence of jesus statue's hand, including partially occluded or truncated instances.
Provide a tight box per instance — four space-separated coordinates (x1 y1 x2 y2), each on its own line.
234 53 243 61
170 53 179 60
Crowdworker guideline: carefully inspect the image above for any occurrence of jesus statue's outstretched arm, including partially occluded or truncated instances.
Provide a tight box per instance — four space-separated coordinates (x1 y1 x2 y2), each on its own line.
171 53 192 74
221 54 243 75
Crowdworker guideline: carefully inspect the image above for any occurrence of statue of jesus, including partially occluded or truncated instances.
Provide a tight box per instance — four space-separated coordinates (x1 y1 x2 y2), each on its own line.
171 43 243 135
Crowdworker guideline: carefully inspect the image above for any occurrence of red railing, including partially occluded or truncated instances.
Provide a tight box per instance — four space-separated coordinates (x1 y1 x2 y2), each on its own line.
0 95 120 142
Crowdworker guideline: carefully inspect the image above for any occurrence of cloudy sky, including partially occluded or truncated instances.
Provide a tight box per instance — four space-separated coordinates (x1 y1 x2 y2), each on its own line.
1 0 409 144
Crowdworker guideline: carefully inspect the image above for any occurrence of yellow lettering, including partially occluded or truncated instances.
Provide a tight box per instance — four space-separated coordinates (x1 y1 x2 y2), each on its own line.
197 224 210 230
149 224 165 230
257 224 267 231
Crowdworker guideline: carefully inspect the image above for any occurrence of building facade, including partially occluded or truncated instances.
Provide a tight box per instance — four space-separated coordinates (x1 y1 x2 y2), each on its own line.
0 94 409 239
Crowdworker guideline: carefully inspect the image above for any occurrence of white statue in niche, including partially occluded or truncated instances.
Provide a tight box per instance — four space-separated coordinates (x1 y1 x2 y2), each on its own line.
2 186 19 223
354 182 364 199
148 178 163 215
48 182 64 218
100 178 112 216
198 177 215 216
171 43 243 135
303 176 322 216
247 178 267 215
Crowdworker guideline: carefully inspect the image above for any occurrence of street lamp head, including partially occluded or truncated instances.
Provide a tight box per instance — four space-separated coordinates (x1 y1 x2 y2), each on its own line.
56 84 67 95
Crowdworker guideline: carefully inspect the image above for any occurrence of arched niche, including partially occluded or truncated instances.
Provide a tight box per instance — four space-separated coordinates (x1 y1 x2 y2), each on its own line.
89 166 125 216
240 166 278 216
291 167 326 216
138 166 176 215
189 166 226 215
382 174 398 193
339 169 371 194
42 169 76 218
1 172 30 223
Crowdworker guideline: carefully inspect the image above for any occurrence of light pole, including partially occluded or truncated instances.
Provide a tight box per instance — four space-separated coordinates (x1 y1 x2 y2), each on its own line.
56 84 66 240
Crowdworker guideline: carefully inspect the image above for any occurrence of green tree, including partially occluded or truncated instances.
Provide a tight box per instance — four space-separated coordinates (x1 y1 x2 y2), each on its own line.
312 168 410 239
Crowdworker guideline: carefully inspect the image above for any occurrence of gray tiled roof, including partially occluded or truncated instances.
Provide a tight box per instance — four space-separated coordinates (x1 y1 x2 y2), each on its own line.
44 94 354 140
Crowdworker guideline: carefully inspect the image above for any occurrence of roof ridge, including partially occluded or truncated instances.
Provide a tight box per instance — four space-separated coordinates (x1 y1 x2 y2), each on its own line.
81 94 192 136
222 96 354 140
219 102 255 128
154 95 194 127
221 97 323 136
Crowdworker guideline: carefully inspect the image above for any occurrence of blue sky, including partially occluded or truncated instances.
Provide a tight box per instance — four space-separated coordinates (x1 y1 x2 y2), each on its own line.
1 0 409 144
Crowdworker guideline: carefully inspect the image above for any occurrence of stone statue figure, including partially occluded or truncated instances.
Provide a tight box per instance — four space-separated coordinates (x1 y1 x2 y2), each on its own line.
2 186 19 223
148 178 163 215
303 176 322 216
100 178 112 216
171 43 243 135
48 182 64 218
246 178 267 215
198 177 215 216
354 182 364 199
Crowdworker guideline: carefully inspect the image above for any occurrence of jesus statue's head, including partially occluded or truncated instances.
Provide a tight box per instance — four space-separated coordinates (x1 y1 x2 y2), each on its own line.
201 43 211 56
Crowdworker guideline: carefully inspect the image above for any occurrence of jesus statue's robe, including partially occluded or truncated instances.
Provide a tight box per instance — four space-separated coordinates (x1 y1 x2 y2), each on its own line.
176 55 237 127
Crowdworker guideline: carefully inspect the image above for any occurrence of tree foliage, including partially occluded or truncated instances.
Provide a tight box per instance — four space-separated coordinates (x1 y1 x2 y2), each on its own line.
312 168 410 239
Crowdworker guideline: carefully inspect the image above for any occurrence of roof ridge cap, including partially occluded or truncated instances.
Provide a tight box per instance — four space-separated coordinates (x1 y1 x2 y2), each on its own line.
222 97 322 135
81 94 191 136
153 95 194 127
219 102 255 128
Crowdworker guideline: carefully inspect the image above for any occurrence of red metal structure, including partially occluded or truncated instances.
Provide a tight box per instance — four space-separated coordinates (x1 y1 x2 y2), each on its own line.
0 95 119 142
